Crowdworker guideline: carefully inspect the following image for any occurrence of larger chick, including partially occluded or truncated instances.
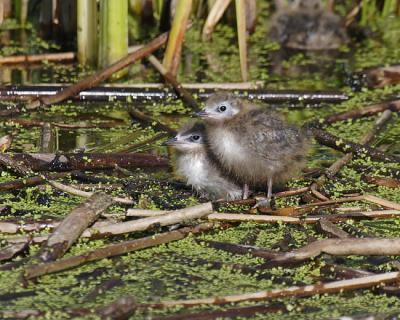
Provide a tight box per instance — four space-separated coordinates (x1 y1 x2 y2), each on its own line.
198 93 309 207
269 0 348 50
165 122 242 201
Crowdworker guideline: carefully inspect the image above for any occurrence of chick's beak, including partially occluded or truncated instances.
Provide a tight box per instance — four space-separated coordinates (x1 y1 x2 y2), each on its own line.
162 137 178 146
193 110 208 118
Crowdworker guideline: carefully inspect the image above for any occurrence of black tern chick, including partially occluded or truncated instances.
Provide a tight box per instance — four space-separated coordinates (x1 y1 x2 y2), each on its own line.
165 122 242 201
197 92 310 207
269 0 349 50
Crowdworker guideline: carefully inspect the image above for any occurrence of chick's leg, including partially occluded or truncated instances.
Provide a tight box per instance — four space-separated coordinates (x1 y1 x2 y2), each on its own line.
267 176 273 202
253 177 273 209
242 183 249 200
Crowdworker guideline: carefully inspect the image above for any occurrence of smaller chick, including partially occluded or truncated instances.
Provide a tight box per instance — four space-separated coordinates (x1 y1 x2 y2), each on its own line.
269 0 348 50
164 122 242 201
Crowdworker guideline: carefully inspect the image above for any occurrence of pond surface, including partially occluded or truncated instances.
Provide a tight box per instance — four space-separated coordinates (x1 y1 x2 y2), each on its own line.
1 3 400 319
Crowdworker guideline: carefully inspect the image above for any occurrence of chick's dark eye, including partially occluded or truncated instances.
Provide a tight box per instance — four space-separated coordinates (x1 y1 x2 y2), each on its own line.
192 135 200 141
218 105 227 112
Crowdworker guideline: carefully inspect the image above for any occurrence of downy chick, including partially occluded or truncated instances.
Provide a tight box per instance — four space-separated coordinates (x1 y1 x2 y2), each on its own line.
197 93 309 207
165 122 242 201
269 0 348 50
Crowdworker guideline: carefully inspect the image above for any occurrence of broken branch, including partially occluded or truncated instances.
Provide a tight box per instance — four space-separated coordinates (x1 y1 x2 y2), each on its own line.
28 193 114 263
2 152 169 172
24 223 215 279
149 272 400 308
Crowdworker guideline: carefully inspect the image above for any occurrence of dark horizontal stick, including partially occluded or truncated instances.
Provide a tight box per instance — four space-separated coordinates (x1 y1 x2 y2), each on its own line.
1 153 169 172
0 172 69 192
24 223 215 279
154 303 287 320
0 85 349 105
0 52 75 65
312 128 400 163
322 100 400 124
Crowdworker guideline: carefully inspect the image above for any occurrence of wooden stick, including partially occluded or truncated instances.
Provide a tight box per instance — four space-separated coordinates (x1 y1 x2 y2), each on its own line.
150 272 400 308
202 0 232 41
28 193 114 264
364 175 400 188
310 109 393 199
317 218 350 238
48 180 134 205
153 303 286 320
321 100 400 125
345 2 362 27
208 209 400 224
269 238 400 265
0 153 34 177
0 241 29 262
148 54 199 110
0 220 60 234
12 32 169 114
0 52 75 65
81 202 213 237
312 128 400 163
0 172 69 192
3 152 169 172
4 118 124 129
129 108 177 135
127 208 167 217
0 86 348 104
24 223 215 279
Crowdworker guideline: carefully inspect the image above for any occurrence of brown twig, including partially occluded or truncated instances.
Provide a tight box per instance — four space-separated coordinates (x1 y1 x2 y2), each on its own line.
148 272 400 308
317 218 350 238
0 241 29 262
321 264 400 297
311 128 399 163
0 32 169 116
364 175 400 188
129 108 177 135
154 303 286 320
148 54 199 110
48 180 134 205
0 153 34 177
215 186 310 207
310 109 393 199
320 100 400 125
363 65 400 88
24 223 215 279
266 238 400 266
0 219 60 234
0 172 69 192
4 118 124 129
345 2 362 27
208 209 400 224
0 52 75 65
127 208 167 217
81 202 213 238
26 193 114 264
3 152 169 172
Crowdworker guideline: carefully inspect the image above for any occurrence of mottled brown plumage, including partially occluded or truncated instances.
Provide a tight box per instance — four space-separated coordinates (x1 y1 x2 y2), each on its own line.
269 0 348 50
198 92 310 206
